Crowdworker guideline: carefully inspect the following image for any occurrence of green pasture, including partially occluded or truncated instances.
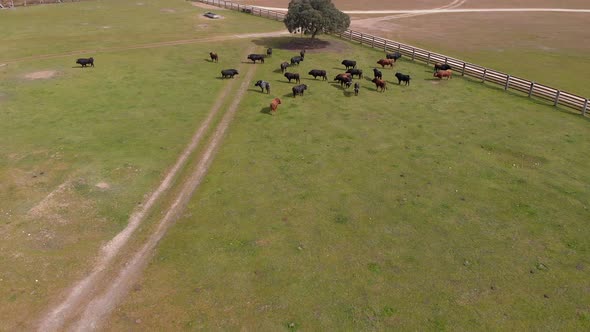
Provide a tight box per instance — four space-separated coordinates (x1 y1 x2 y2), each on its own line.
1 0 589 330
0 0 282 59
110 39 590 330
0 0 278 328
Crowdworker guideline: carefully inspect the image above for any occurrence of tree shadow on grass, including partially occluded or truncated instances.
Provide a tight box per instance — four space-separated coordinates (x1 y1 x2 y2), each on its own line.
251 37 331 50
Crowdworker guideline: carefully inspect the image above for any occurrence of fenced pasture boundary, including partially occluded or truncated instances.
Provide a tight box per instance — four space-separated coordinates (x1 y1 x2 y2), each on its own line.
194 0 589 116
0 0 85 8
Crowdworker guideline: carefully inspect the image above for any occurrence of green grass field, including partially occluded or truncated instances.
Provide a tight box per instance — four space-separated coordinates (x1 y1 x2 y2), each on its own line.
109 40 590 330
1 0 589 330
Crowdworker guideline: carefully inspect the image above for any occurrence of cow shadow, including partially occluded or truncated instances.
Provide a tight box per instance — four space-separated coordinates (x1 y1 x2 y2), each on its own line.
343 90 354 97
273 68 284 73
283 92 295 98
204 58 217 63
260 107 272 115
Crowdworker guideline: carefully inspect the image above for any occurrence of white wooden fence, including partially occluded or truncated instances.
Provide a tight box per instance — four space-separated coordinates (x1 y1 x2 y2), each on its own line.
195 0 589 116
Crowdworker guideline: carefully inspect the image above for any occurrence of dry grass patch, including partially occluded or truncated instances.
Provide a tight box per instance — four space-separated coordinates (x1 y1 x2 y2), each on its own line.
23 70 58 80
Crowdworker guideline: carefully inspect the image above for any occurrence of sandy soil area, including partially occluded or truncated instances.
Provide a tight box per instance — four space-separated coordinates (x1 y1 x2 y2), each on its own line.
351 12 590 53
238 0 590 10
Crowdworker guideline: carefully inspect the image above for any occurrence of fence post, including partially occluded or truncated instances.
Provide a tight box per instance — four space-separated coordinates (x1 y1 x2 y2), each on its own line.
528 82 535 97
444 57 448 64
411 48 415 61
384 40 387 52
427 53 431 65
554 90 560 106
461 63 466 76
372 36 375 48
504 75 510 90
398 44 401 52
360 33 363 45
583 99 588 116
350 30 353 40
482 69 487 82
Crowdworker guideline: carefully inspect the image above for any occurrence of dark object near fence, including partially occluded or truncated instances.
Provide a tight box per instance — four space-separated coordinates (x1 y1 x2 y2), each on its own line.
434 63 452 72
341 60 356 69
386 52 402 61
395 72 411 85
267 48 272 57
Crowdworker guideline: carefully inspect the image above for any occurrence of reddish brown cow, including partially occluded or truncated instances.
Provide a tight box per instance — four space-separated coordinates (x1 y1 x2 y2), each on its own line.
209 52 218 63
377 59 394 68
434 69 453 80
371 78 387 92
270 98 282 113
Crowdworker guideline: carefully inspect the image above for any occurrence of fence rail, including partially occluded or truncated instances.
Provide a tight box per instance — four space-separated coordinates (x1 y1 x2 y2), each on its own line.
1 0 88 8
210 0 590 116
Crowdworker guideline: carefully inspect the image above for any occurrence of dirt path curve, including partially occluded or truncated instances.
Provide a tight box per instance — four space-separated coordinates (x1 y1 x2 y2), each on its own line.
72 52 258 332
351 0 466 24
36 42 260 331
0 30 289 65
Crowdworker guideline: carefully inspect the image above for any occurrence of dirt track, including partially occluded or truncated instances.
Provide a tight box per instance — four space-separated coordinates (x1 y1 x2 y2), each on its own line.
35 34 268 331
1 30 289 65
71 59 258 332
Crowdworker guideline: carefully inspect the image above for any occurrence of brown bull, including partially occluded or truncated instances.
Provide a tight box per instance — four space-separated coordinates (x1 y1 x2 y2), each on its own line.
270 98 282 113
371 78 387 92
434 70 452 80
377 58 394 68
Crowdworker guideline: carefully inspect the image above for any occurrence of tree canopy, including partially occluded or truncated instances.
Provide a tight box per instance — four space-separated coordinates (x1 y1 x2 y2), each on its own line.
283 0 350 39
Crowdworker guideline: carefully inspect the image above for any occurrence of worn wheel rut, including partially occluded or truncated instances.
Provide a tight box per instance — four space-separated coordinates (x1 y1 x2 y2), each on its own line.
37 44 259 331
73 56 258 332
1 31 288 65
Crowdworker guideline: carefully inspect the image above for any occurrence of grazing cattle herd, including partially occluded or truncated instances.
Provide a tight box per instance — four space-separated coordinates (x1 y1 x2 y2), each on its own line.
207 48 453 114
70 46 455 115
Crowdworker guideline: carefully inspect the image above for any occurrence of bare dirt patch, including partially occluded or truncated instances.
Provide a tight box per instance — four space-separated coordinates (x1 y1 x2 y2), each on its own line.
160 8 176 13
191 1 227 10
229 0 590 10
24 70 58 80
352 12 590 53
95 182 110 190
